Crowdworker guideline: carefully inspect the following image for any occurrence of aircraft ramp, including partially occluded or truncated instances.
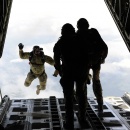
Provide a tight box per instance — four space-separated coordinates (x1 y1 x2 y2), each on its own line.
1 93 130 129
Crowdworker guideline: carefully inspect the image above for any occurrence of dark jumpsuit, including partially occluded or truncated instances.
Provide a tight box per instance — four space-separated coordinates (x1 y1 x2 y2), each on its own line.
53 35 89 125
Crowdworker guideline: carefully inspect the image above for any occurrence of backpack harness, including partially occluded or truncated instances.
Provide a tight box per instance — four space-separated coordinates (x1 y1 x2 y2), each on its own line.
29 50 45 65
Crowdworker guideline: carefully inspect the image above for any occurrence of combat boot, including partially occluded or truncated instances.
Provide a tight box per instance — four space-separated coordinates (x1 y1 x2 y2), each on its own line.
78 112 91 129
36 85 41 95
63 110 74 130
63 121 74 130
79 117 91 129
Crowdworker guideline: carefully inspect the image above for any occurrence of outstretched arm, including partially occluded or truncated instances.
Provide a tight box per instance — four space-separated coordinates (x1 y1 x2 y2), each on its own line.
18 43 30 59
44 55 55 66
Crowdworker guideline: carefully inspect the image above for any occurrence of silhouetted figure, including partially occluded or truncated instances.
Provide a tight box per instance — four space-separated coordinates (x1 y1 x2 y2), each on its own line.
76 18 108 113
18 44 54 95
53 23 90 129
0 124 4 130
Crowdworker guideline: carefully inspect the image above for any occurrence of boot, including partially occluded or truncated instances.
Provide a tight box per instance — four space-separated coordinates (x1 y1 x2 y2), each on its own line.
63 121 74 130
79 117 91 129
63 113 74 129
64 112 74 129
78 112 91 129
36 85 41 95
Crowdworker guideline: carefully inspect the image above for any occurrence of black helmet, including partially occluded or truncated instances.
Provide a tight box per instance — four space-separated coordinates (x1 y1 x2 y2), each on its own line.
77 18 89 29
33 45 43 55
61 23 75 36
33 45 40 51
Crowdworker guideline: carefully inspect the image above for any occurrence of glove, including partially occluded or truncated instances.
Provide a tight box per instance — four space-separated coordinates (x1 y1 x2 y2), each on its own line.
53 70 59 77
18 43 24 50
54 65 62 77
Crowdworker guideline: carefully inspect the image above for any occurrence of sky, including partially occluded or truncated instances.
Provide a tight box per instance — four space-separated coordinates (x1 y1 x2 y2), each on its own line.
0 0 130 99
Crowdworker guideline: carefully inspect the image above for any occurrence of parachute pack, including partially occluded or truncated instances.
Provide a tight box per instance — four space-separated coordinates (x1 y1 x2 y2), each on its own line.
87 28 108 65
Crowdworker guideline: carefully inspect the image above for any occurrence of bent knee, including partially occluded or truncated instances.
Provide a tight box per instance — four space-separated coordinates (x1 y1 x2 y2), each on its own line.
40 85 46 90
24 82 31 87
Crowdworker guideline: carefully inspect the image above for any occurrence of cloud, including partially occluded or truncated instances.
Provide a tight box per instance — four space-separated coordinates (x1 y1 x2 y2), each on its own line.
1 0 130 99
10 59 23 63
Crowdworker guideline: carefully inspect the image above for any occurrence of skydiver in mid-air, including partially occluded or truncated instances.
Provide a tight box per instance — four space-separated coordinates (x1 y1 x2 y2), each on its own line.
18 43 54 95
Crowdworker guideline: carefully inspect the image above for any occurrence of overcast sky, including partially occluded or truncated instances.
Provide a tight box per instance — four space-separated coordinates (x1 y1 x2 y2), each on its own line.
0 0 130 99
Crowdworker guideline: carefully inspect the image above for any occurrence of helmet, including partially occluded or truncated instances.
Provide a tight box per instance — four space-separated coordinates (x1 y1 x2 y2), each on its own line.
33 45 40 50
61 23 75 36
77 18 89 29
33 46 43 55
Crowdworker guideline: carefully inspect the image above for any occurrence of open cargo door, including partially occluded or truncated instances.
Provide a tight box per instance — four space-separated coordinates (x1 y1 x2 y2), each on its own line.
104 0 130 51
0 0 13 58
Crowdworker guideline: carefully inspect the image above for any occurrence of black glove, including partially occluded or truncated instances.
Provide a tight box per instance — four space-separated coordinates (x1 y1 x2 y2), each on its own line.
54 65 62 77
18 43 24 50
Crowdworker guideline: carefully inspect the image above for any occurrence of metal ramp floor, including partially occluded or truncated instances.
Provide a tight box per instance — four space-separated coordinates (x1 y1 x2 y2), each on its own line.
0 95 130 130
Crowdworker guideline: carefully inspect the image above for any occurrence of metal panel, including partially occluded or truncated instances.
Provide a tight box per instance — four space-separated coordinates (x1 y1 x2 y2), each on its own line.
0 0 13 58
1 96 130 129
104 0 130 52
